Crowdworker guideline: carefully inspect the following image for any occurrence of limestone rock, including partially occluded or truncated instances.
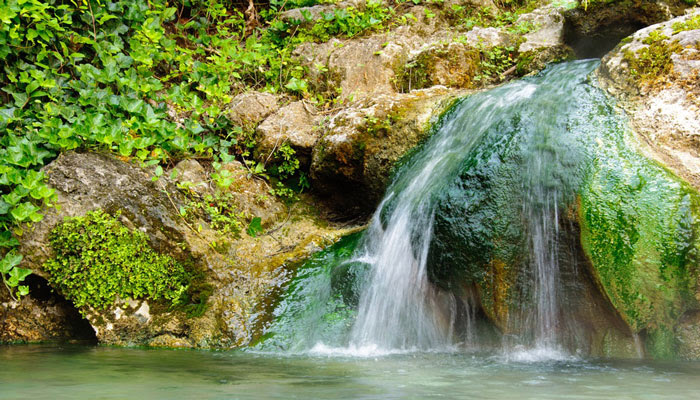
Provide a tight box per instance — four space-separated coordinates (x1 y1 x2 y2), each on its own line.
227 91 282 130
597 9 700 190
310 86 463 215
517 7 566 53
5 152 355 347
256 101 321 166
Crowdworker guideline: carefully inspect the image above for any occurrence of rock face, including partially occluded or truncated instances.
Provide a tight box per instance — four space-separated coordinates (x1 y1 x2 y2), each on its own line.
597 9 700 191
2 152 355 347
255 101 321 167
310 87 463 216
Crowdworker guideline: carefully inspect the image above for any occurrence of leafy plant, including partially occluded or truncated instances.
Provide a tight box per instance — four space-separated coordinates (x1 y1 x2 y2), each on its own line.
43 210 191 310
181 191 246 236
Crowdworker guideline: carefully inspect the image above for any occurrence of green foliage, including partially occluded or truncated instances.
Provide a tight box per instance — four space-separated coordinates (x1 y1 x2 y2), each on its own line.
449 3 539 31
247 216 263 237
672 14 700 34
623 30 682 86
43 210 190 310
181 191 245 236
290 0 393 43
0 0 342 297
475 45 517 82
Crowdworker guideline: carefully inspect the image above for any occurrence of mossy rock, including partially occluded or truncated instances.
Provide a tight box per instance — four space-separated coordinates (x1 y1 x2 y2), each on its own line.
422 60 700 357
578 130 700 358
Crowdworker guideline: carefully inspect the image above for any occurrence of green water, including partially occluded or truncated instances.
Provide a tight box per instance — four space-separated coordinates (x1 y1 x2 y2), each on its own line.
2 345 700 399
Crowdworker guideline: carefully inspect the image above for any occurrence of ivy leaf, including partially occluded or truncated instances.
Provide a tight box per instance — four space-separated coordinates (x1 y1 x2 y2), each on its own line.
0 231 20 248
8 266 32 286
0 252 23 274
247 217 263 237
30 185 55 200
10 202 40 222
284 77 308 94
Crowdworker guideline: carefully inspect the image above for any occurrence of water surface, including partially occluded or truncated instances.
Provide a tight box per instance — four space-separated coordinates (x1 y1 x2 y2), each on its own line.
2 345 700 399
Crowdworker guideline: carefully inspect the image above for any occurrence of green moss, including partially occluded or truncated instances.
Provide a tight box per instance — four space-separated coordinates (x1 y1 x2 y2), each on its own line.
43 210 191 311
672 14 700 33
578 128 700 338
623 29 683 87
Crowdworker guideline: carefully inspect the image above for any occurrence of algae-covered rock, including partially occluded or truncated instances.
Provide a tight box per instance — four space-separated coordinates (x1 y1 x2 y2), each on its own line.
255 232 364 351
578 126 700 358
420 60 700 357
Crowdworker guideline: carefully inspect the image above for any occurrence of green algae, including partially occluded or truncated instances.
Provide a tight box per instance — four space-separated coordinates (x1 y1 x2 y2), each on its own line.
578 126 700 358
253 232 364 351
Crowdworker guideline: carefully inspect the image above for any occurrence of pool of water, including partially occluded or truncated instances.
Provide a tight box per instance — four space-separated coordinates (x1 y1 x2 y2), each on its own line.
2 345 700 399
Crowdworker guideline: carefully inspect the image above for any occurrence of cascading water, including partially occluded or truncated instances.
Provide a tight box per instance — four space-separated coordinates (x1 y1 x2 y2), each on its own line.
347 61 597 355
258 59 660 358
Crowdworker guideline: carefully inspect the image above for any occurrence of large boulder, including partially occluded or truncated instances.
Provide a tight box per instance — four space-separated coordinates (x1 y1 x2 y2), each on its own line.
424 60 700 358
2 152 355 347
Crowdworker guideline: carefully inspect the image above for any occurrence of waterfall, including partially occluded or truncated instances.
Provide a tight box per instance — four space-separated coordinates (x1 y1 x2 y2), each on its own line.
262 60 616 357
346 61 597 354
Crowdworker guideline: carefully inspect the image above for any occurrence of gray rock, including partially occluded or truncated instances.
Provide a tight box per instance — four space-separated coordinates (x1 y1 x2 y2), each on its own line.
597 9 700 190
227 91 281 130
256 101 321 165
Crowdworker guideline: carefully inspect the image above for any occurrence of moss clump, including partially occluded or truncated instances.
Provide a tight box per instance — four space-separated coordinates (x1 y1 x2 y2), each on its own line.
44 210 190 310
623 30 683 87
672 14 700 33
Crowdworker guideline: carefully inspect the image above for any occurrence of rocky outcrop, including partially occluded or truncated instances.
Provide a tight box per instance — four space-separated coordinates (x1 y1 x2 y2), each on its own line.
255 101 322 167
597 9 700 191
293 1 574 101
310 86 463 216
2 152 356 347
